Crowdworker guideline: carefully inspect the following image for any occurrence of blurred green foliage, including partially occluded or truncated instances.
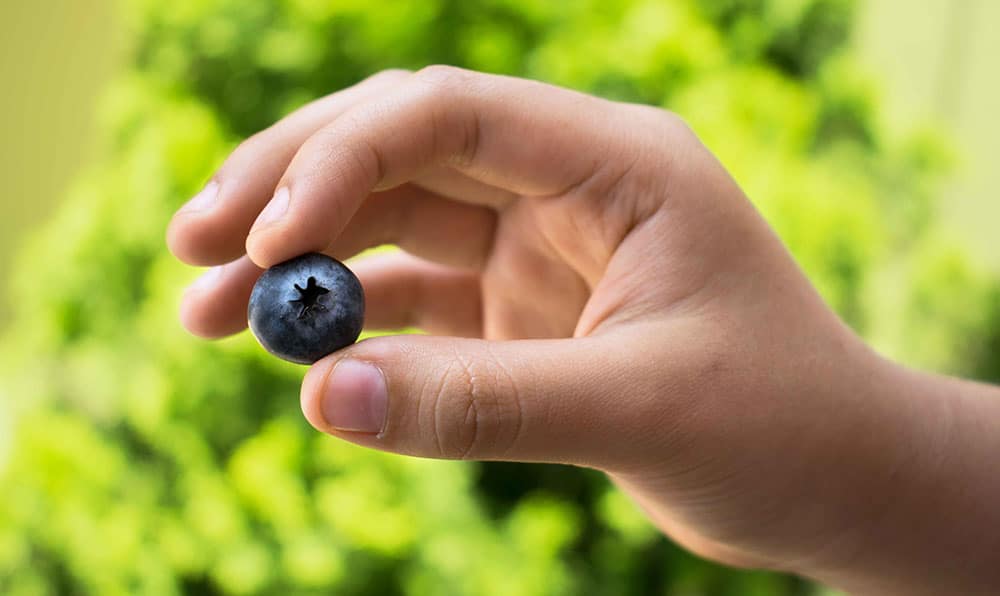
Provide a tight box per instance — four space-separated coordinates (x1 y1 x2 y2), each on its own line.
1 0 998 594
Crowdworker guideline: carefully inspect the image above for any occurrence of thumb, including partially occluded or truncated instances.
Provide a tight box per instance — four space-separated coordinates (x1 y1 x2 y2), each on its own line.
300 333 669 469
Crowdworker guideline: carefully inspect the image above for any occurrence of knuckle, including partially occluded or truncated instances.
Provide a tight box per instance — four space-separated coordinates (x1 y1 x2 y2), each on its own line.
430 350 523 460
656 109 698 144
657 108 688 129
626 103 696 143
409 65 481 166
411 65 478 111
412 64 469 91
367 68 411 85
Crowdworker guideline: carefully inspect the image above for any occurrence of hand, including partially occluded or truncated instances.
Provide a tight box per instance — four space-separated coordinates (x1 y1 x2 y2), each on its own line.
167 67 1000 594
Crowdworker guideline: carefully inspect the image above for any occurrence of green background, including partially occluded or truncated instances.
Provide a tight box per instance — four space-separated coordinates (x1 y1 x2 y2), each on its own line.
1 1 997 594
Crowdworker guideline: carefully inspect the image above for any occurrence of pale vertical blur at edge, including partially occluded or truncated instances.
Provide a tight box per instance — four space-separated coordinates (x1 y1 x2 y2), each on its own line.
0 389 9 470
0 0 123 327
856 0 1000 271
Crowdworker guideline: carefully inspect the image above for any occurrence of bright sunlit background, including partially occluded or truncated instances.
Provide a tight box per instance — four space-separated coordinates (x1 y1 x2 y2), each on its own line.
0 1 997 595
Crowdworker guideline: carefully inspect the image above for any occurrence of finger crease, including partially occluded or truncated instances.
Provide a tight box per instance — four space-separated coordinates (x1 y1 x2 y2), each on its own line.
430 362 452 459
490 347 523 459
358 137 387 186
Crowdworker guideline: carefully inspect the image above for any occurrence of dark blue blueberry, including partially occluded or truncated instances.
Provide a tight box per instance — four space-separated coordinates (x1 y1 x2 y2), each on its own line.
248 253 365 365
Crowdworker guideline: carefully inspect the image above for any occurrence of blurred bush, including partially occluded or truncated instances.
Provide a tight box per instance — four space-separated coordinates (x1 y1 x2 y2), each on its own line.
1 0 997 594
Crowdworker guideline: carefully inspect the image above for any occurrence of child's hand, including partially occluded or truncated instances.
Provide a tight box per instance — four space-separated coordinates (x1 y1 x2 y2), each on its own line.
168 67 1000 595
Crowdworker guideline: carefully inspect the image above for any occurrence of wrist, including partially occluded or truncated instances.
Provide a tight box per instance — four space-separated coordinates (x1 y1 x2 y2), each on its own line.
805 356 1000 595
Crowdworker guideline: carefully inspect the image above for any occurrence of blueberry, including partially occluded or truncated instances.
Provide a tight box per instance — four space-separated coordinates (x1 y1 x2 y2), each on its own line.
248 253 365 365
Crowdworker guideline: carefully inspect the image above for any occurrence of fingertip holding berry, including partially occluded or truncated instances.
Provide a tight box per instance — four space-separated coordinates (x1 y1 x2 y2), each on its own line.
248 253 365 365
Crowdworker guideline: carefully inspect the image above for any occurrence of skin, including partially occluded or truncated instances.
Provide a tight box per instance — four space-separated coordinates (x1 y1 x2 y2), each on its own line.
167 67 1000 594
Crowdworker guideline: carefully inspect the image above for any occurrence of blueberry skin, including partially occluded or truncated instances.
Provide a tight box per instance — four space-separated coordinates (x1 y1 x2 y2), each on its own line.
248 253 365 365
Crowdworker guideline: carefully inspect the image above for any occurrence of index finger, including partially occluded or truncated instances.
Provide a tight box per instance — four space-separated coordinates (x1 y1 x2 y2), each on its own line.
245 65 648 268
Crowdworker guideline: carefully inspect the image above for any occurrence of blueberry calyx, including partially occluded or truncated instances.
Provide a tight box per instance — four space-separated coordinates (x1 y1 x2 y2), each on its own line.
290 276 330 320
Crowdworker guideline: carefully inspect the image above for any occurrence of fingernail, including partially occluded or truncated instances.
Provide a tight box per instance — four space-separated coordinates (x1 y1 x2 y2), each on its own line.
180 180 220 213
254 187 290 229
187 265 224 292
321 360 388 434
